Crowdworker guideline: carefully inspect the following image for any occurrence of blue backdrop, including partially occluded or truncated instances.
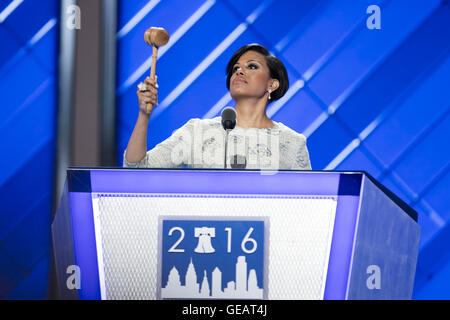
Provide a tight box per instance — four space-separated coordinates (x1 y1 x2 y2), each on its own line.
116 0 450 299
0 0 449 299
0 0 58 299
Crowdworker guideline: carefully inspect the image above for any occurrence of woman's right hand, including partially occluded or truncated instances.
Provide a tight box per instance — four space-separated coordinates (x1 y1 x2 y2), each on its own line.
137 76 158 115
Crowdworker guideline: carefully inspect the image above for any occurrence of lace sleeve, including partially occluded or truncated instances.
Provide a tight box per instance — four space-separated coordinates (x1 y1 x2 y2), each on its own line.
291 134 312 170
123 118 197 168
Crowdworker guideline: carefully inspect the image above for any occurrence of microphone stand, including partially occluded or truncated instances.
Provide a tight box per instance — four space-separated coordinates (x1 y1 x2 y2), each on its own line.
224 129 230 169
221 107 236 169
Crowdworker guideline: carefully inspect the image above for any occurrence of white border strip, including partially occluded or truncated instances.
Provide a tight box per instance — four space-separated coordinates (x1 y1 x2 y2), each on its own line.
324 139 361 170
118 0 215 94
91 194 107 300
158 0 215 58
151 0 275 118
117 0 160 39
303 111 328 138
0 0 23 23
29 18 57 45
320 197 338 299
266 79 305 118
202 92 232 119
151 22 247 119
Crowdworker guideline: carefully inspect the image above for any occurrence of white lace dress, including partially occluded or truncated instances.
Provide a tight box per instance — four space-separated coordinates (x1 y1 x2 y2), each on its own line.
123 116 312 170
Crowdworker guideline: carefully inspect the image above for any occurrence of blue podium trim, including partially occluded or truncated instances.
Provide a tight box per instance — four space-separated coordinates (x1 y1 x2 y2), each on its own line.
364 172 417 221
89 169 341 195
324 195 361 299
69 192 101 299
338 173 362 196
68 169 92 193
64 167 418 222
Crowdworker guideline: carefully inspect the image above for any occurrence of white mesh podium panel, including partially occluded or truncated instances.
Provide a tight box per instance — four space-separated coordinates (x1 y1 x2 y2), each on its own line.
92 193 337 300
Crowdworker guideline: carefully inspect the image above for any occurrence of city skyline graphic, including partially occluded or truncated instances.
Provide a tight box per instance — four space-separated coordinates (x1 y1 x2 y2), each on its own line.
161 255 263 299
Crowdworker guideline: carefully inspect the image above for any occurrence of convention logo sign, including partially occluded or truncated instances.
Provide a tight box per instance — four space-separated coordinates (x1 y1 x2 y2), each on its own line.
158 217 268 299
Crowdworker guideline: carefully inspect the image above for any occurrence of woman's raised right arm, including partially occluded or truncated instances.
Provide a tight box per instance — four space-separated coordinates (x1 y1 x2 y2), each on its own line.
124 77 158 164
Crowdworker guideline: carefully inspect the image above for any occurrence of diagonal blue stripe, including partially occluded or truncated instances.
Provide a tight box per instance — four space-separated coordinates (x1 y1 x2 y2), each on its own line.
0 17 57 79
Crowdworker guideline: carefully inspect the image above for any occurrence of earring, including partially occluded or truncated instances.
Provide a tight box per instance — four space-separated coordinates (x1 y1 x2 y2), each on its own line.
268 89 272 100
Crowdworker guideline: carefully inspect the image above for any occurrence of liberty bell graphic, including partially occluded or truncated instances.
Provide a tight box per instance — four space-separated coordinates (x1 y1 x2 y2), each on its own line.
194 227 216 253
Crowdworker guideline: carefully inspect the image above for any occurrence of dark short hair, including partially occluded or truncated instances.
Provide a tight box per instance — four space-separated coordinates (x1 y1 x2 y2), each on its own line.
226 44 289 103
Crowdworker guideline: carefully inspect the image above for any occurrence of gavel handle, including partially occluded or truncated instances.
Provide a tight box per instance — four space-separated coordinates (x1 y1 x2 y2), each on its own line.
146 46 158 114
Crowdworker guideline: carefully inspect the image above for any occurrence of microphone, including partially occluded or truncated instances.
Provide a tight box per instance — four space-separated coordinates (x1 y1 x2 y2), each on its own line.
221 107 237 169
221 107 236 130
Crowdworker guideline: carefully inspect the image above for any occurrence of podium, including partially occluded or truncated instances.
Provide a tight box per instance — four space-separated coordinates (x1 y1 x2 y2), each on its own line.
52 168 420 300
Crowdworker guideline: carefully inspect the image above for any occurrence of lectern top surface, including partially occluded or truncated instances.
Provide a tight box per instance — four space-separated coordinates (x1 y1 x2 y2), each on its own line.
65 168 417 221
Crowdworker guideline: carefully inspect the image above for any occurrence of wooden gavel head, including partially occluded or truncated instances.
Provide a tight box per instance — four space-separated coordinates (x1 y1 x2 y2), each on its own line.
144 27 169 47
143 27 169 114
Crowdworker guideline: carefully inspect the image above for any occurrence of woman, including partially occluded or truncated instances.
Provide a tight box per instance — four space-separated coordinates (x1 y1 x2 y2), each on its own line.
124 44 311 170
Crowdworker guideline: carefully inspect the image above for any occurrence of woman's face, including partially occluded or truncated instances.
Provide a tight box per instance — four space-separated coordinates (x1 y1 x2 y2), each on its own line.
229 50 275 101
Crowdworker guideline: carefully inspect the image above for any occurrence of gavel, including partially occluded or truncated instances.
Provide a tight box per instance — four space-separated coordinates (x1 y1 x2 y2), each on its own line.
143 27 170 113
